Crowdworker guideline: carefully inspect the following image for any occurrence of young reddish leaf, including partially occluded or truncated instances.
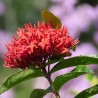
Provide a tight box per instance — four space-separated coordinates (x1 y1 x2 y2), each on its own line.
41 10 62 29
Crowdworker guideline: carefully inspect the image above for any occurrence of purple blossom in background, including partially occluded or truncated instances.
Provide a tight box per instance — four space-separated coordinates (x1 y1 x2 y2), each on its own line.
62 4 98 38
60 75 90 98
33 77 49 89
0 90 14 98
49 0 98 38
93 31 98 45
72 43 98 56
49 0 77 19
0 2 5 15
94 6 98 28
0 30 12 57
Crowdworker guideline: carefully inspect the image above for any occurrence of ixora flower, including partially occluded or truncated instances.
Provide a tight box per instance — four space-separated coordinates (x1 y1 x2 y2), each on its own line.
4 22 78 69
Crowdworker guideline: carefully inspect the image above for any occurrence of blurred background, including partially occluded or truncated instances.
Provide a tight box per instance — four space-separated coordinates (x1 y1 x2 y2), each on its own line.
0 0 98 98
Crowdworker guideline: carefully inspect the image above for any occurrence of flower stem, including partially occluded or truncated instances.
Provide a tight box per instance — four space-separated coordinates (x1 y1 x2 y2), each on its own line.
42 67 60 98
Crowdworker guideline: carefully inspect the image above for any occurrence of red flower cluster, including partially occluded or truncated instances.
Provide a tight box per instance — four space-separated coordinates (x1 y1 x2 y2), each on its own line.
4 22 78 68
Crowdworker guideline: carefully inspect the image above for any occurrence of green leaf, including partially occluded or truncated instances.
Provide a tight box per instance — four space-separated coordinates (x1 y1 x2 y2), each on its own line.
0 68 44 94
41 10 62 29
75 84 98 98
72 46 76 51
53 65 94 92
50 55 98 73
30 89 50 98
72 65 94 73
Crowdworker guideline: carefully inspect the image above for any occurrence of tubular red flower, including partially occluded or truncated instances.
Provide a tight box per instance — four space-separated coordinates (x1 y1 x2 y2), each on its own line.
4 22 79 69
